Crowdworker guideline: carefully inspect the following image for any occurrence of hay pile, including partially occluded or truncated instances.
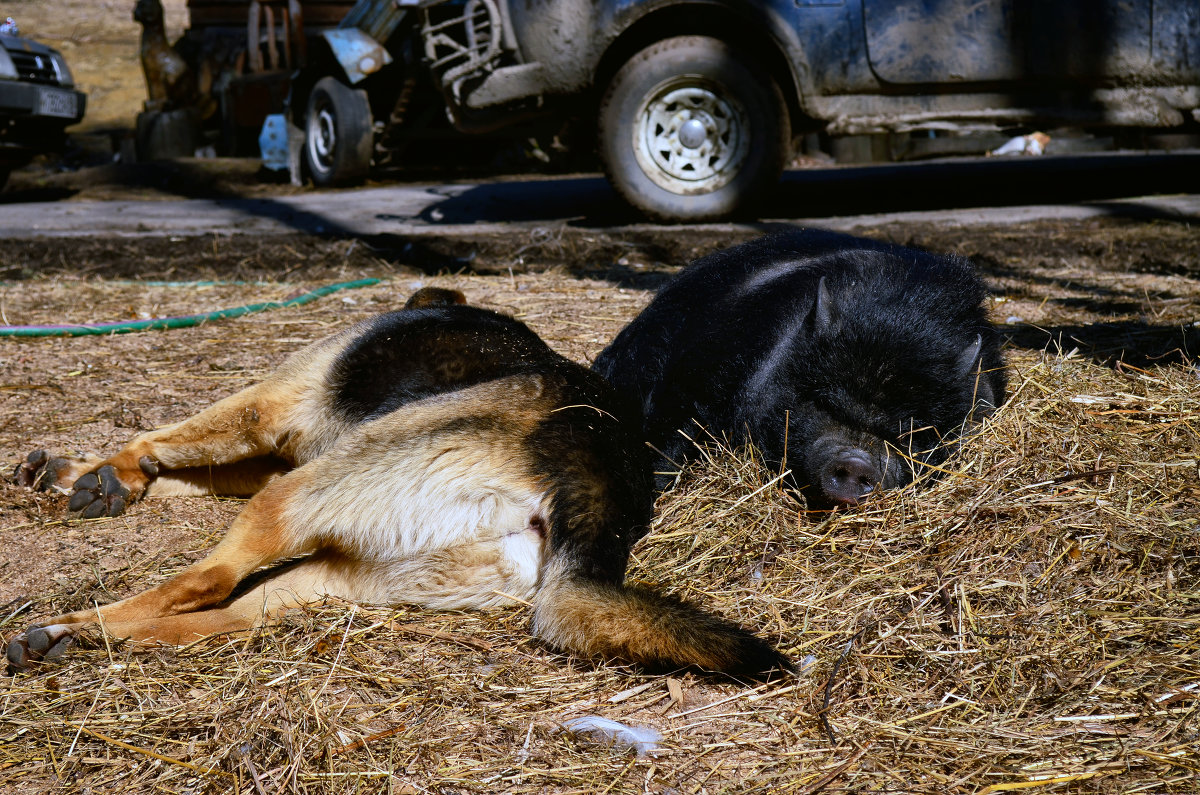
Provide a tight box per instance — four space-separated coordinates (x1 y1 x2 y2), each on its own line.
1 242 1197 793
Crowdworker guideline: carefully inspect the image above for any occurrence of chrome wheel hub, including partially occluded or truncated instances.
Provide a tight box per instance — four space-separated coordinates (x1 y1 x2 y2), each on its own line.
633 80 749 193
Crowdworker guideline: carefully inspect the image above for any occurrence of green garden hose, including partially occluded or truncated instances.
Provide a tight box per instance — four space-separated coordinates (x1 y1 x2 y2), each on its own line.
0 278 380 337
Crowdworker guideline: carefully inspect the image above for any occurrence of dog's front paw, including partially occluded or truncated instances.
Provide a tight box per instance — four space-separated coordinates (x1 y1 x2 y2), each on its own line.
68 465 131 518
12 450 74 492
6 624 76 673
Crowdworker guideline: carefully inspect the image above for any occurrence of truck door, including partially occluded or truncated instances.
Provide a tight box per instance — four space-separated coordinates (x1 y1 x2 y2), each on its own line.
862 0 1024 84
862 0 1152 86
1151 2 1200 81
1027 0 1151 82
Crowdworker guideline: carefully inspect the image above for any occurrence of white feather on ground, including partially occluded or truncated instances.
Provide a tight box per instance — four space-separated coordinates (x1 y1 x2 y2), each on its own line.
561 716 663 757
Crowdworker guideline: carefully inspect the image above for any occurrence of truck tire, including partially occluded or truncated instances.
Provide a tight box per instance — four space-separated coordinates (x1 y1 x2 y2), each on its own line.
599 36 789 222
303 76 373 187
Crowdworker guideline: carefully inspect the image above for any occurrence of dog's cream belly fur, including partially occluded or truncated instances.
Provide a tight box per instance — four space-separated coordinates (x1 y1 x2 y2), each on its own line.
281 405 550 611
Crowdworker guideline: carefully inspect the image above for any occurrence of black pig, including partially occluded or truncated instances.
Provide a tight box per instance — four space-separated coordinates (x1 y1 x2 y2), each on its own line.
593 230 1007 508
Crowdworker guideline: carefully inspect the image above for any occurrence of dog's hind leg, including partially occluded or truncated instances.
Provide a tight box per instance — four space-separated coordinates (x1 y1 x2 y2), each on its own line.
47 470 319 625
6 465 336 668
7 552 368 667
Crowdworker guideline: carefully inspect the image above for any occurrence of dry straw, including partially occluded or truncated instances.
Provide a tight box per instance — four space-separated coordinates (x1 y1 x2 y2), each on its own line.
0 266 1197 793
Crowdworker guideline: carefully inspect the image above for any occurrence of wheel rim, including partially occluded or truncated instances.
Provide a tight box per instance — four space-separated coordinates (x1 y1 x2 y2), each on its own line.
632 77 749 195
306 99 337 175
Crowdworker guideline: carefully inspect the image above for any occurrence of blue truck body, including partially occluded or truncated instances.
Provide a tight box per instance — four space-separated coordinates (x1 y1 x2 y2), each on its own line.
298 0 1200 218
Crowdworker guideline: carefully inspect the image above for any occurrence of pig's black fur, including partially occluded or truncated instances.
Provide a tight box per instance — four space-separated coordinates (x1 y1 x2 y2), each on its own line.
593 230 1007 508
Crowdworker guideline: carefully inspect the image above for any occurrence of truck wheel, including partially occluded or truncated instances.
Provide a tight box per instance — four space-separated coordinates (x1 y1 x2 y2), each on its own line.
303 76 373 187
599 36 789 222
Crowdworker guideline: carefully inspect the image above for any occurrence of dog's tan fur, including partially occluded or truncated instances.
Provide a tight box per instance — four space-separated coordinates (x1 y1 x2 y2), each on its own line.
17 375 555 646
9 290 787 677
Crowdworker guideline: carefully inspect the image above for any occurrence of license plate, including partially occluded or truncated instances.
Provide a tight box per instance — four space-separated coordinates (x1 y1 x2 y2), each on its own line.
37 88 78 119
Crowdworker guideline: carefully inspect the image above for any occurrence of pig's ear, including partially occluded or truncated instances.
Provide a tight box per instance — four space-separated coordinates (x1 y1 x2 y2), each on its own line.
809 276 835 333
957 334 997 412
956 334 983 377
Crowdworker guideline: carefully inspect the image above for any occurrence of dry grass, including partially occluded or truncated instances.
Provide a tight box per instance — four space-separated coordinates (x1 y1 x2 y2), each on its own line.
1 227 1198 793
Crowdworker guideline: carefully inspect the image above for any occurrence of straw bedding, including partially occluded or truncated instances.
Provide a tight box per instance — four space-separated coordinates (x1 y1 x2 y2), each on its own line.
0 221 1196 793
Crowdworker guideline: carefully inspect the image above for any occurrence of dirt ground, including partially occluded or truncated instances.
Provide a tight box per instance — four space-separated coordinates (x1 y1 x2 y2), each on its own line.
1 218 1198 794
1 2 1199 793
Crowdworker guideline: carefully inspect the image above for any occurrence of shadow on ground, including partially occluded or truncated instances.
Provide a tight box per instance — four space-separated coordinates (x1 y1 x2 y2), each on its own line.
3 152 1197 370
1004 322 1197 368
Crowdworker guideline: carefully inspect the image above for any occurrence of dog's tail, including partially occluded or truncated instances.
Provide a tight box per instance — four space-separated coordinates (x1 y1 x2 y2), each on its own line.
531 558 791 678
525 373 788 678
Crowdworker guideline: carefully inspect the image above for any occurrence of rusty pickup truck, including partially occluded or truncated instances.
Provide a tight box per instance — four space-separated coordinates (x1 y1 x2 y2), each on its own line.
265 0 1200 221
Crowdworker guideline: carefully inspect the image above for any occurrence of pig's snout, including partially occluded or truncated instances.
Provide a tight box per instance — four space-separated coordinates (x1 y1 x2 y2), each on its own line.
820 451 881 506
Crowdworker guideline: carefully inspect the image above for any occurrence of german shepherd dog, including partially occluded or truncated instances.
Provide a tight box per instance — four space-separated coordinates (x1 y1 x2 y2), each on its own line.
8 288 788 677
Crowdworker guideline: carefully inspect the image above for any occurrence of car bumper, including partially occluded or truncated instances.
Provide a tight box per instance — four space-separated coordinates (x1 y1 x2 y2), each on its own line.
0 80 87 124
0 80 86 168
